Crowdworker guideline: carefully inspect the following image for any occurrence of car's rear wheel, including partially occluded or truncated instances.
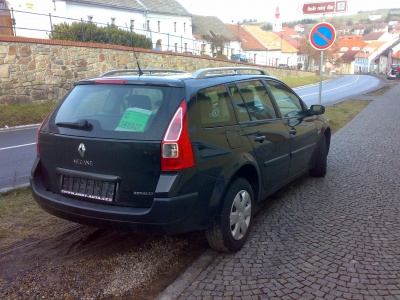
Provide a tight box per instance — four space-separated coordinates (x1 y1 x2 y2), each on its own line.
310 134 328 177
205 178 254 252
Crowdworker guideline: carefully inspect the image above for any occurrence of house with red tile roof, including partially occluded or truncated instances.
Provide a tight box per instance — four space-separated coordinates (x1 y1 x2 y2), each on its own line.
337 25 351 36
333 37 367 74
242 25 298 67
355 41 391 73
376 39 400 73
339 50 361 74
363 31 391 43
294 24 304 33
353 25 366 36
338 36 367 52
373 23 389 32
225 23 267 64
282 27 300 38
389 22 400 38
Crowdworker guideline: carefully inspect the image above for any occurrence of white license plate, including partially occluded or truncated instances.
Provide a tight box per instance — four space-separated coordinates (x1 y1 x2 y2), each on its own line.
61 176 116 202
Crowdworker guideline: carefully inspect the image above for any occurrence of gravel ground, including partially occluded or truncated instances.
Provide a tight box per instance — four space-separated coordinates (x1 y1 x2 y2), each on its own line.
0 224 208 299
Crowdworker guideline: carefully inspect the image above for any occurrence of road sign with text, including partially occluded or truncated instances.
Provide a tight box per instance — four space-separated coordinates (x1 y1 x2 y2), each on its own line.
302 1 347 15
309 22 336 50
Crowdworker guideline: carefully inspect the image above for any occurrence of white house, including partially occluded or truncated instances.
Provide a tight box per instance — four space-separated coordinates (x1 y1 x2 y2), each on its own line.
294 24 304 33
3 0 193 52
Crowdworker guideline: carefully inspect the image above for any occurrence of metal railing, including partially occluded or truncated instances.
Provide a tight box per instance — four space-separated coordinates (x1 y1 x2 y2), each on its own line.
0 7 224 58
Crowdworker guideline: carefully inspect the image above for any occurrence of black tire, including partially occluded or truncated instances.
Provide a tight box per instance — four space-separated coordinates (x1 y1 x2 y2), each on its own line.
310 134 328 177
205 178 254 253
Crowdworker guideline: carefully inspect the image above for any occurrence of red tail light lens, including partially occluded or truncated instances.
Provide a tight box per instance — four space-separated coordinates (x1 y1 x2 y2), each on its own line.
161 100 195 171
36 110 53 155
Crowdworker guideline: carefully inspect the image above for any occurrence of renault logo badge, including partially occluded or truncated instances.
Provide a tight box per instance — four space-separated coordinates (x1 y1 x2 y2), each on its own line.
78 143 86 157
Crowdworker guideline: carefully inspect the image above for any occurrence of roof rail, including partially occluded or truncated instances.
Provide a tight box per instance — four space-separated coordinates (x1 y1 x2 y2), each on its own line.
100 69 186 77
191 67 268 79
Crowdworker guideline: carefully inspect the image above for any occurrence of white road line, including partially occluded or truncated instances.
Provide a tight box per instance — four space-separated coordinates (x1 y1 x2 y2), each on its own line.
0 143 36 151
299 76 360 97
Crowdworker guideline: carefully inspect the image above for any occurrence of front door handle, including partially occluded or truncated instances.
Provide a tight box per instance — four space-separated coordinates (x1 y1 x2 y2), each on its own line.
254 135 265 143
289 128 297 135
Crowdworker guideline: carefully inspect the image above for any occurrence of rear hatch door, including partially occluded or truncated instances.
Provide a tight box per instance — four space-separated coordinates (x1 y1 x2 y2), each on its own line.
39 81 184 208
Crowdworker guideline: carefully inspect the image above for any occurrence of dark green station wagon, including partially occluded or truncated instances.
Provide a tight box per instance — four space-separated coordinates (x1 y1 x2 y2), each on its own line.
30 67 331 252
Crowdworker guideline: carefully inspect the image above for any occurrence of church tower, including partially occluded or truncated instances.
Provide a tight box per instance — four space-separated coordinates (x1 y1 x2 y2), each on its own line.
273 6 283 32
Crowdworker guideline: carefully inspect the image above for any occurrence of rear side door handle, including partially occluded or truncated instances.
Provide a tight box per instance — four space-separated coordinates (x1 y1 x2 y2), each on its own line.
254 135 265 143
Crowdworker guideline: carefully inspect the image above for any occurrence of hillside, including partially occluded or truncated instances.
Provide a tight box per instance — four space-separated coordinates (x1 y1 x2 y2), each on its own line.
281 8 400 30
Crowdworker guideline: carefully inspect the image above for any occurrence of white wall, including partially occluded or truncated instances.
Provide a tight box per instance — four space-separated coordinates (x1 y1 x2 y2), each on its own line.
64 3 145 31
6 0 194 52
7 0 57 38
282 52 297 68
145 13 192 51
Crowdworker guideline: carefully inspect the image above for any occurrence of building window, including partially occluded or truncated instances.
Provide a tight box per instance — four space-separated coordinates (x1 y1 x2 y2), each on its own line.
111 18 115 25
174 22 177 33
201 44 206 55
87 16 93 22
158 21 160 32
174 43 178 52
147 20 150 31
183 22 186 33
184 43 188 53
130 19 134 30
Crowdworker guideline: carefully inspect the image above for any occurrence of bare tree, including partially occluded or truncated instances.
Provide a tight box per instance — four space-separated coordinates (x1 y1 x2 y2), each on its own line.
201 30 229 56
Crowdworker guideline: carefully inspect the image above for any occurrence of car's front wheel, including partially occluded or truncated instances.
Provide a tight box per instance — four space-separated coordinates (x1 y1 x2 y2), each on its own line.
310 134 328 177
205 178 254 252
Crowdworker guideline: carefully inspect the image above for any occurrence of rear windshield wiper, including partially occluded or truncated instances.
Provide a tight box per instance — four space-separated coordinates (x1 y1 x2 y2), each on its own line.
56 119 93 131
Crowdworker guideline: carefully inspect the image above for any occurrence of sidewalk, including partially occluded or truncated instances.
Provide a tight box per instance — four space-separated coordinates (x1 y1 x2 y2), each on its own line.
158 83 400 299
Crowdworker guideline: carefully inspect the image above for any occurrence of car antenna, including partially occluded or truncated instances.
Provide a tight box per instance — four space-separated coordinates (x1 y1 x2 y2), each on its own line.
126 23 143 76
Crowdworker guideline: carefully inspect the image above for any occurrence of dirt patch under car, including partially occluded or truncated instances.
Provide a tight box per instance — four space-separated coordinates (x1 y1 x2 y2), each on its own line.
0 188 208 299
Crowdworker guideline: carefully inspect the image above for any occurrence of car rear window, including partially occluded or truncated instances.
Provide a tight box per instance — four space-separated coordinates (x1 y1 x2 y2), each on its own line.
52 84 184 140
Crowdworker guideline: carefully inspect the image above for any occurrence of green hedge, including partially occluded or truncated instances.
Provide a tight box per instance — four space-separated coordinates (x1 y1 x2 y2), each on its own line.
49 22 152 49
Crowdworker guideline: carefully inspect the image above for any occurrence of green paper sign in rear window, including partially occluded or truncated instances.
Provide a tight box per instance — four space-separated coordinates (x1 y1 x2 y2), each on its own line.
115 108 152 132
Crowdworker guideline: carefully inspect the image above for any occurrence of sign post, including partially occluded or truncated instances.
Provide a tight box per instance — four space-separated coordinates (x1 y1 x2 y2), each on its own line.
300 1 344 104
302 1 347 15
309 22 336 104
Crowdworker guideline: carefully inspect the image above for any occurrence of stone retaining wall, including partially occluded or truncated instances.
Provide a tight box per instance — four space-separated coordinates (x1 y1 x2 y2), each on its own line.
0 36 312 104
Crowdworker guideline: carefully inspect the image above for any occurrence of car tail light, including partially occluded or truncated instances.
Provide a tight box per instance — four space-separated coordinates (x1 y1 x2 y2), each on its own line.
36 111 52 155
161 100 195 171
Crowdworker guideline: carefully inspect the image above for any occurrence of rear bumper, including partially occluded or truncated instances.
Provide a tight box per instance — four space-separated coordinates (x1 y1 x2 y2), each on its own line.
30 175 202 234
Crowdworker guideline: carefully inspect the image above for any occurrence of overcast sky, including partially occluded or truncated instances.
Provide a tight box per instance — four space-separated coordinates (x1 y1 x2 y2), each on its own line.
177 0 399 23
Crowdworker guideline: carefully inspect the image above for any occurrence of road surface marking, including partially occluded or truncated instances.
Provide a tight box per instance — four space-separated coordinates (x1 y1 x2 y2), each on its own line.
296 76 360 96
0 143 36 151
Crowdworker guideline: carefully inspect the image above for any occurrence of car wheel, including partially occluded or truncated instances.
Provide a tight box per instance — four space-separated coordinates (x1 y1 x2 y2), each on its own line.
205 178 254 252
310 134 328 177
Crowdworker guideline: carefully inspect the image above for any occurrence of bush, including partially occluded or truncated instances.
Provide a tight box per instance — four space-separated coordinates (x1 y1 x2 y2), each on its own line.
297 63 303 70
49 22 152 49
216 54 228 60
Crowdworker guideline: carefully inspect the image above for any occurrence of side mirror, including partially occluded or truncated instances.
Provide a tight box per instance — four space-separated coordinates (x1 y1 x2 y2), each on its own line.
308 105 325 116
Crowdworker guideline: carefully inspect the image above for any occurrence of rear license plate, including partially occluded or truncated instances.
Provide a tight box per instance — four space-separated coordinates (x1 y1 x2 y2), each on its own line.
61 176 116 202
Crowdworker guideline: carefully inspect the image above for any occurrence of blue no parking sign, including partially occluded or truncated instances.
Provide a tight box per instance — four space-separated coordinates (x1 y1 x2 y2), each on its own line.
309 22 336 50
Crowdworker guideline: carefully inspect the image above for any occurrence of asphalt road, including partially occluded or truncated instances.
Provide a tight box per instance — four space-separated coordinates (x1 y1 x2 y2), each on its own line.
0 126 38 192
0 74 387 192
295 74 386 107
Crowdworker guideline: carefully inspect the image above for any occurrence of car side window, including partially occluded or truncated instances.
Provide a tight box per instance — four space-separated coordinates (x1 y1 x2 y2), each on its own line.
229 80 278 122
266 80 305 118
197 85 236 127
